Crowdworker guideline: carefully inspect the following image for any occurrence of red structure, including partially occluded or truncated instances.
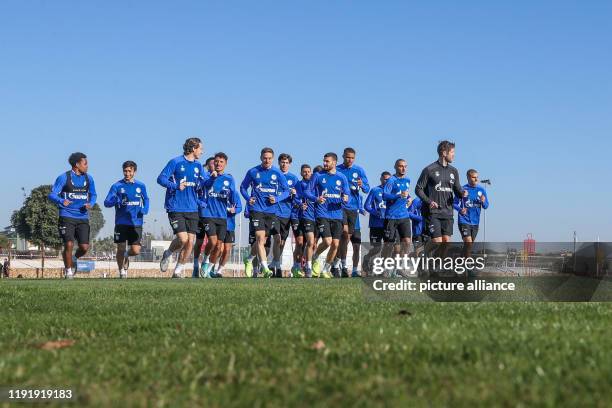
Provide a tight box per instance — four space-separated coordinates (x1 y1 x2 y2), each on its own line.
524 233 536 255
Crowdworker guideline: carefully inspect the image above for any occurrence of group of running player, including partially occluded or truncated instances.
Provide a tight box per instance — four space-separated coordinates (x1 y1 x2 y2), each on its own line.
49 138 489 279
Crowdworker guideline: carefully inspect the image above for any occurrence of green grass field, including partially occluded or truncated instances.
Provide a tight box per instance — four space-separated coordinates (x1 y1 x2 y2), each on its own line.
1 279 611 407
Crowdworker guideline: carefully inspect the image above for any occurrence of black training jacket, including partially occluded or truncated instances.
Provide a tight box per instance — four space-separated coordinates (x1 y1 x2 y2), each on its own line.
415 160 464 218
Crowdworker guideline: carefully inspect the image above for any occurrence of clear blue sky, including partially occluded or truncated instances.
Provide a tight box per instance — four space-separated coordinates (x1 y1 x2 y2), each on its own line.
1 1 610 242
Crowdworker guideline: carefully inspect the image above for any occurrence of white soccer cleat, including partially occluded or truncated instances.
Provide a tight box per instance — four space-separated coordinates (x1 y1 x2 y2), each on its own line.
120 270 127 279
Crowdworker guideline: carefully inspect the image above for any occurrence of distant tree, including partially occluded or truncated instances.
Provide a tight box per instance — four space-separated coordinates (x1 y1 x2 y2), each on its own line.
89 204 105 240
92 236 115 256
0 234 10 251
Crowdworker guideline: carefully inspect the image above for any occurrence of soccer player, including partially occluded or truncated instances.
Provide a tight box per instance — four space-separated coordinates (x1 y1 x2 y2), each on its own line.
49 152 97 279
382 159 413 270
269 153 299 278
336 147 370 277
453 169 489 258
305 153 350 278
103 161 149 278
415 140 465 243
157 137 207 278
292 164 316 277
214 189 243 278
363 171 391 276
240 147 289 278
192 156 216 278
198 152 237 278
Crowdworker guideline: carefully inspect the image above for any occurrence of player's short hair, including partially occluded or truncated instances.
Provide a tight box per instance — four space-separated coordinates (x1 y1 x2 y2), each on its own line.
215 152 228 161
260 147 274 157
68 152 87 167
324 152 338 162
437 140 455 156
122 161 137 171
301 164 311 171
467 169 478 178
395 158 406 166
205 157 215 166
381 171 391 178
278 153 292 163
183 137 202 155
313 165 324 173
343 147 356 156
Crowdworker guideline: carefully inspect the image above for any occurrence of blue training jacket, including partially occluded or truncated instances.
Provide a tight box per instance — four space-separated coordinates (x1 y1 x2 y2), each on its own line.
104 179 149 226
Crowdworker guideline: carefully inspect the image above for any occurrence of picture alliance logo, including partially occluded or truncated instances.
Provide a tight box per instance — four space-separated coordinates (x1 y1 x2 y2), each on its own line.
371 254 486 275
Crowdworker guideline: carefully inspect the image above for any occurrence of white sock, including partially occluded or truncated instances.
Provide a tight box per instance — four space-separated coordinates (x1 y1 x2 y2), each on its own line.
333 258 341 268
261 260 269 269
66 268 73 275
216 265 224 276
306 261 312 269
174 263 184 274
203 255 210 263
340 259 347 268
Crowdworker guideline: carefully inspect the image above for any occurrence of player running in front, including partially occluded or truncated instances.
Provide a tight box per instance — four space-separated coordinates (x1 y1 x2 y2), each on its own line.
381 159 414 276
198 152 238 278
363 171 391 276
103 161 149 278
453 168 489 259
415 140 465 244
240 147 289 278
336 147 370 277
157 137 207 278
305 153 350 278
48 152 97 279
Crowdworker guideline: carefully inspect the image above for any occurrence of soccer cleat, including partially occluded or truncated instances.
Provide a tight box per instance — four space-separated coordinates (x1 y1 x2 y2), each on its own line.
65 270 74 280
274 267 283 278
171 271 183 278
120 270 127 279
351 270 361 278
244 257 253 278
341 267 349 278
201 263 214 278
331 266 340 278
304 268 312 278
312 260 321 277
160 250 172 272
321 270 332 279
261 267 273 278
